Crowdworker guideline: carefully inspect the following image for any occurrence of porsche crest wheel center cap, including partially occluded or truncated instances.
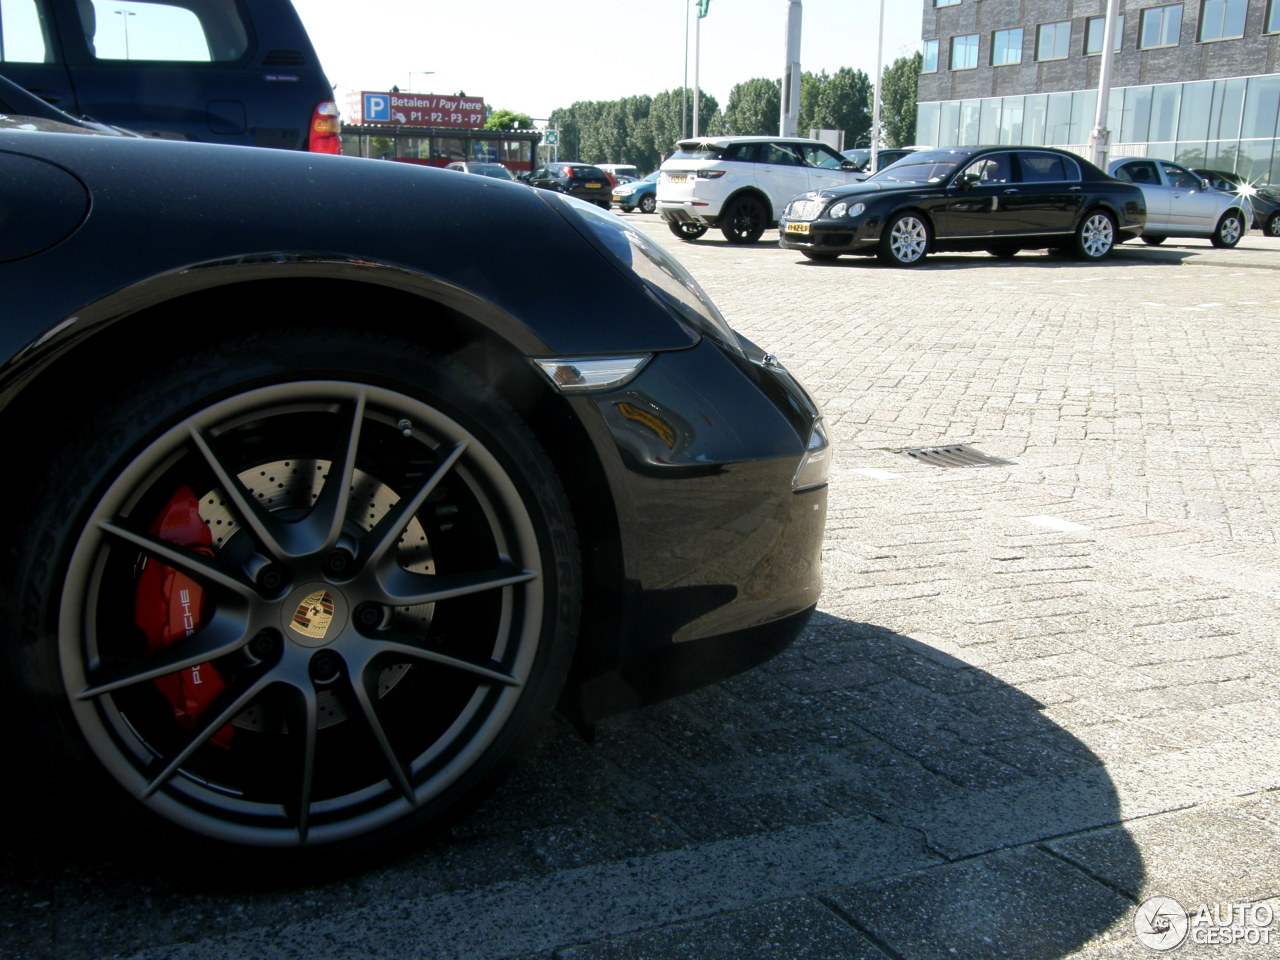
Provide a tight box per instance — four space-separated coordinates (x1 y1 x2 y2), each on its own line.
285 584 346 647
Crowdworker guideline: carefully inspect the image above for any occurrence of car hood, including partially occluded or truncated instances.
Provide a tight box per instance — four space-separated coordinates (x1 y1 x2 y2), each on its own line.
0 129 701 362
804 179 924 202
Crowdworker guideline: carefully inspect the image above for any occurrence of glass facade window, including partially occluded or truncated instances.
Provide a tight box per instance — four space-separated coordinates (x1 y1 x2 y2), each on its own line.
1269 1 1280 33
1036 21 1071 61
935 0 960 6
923 39 939 73
917 74 1280 187
991 28 1023 66
1085 14 1124 54
1199 0 1246 41
951 34 979 70
1140 5 1182 49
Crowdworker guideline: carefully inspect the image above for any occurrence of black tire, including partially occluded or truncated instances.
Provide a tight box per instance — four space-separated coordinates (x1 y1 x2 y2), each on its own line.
1211 210 1244 248
8 329 580 871
985 244 1020 258
619 205 634 213
877 212 929 266
801 250 840 262
1266 213 1280 238
668 220 709 241
639 194 657 214
719 197 768 244
596 200 611 211
1141 236 1166 246
1072 210 1115 261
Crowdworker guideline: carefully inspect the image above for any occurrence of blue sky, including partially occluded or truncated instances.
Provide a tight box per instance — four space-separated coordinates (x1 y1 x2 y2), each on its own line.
290 0 923 122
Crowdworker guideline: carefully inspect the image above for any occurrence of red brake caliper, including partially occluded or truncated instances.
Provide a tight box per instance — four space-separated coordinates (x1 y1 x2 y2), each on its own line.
133 484 233 748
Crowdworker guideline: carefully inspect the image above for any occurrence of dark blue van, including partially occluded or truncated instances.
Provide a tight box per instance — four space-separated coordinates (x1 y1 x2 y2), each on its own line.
0 0 338 151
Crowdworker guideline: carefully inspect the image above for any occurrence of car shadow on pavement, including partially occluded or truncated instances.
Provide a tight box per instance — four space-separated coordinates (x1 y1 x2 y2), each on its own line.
0 613 1143 960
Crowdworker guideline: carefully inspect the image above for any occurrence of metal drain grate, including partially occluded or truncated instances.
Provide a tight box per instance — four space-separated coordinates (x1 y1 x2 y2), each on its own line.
896 444 1010 468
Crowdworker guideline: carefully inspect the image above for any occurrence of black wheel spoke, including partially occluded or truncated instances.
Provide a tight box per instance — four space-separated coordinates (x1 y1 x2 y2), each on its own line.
301 393 367 553
364 440 467 567
279 683 320 843
379 560 536 607
78 614 248 699
98 520 256 601
348 658 416 804
140 672 275 797
366 634 520 687
188 423 292 561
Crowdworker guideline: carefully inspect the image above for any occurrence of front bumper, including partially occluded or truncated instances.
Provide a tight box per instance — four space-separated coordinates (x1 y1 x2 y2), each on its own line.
559 337 826 722
778 216 880 255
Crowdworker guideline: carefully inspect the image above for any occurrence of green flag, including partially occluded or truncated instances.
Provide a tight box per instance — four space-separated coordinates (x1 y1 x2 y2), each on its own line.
697 0 710 17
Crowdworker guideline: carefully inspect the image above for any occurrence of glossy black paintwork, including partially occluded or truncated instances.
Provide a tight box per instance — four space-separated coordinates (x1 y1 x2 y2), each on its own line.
0 123 824 718
779 146 1146 258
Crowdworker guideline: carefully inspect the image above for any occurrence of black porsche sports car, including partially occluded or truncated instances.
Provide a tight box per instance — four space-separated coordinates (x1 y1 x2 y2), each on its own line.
0 79 827 869
779 146 1146 266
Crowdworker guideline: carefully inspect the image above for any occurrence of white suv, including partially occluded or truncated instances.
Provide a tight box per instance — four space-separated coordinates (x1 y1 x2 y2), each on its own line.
658 136 863 243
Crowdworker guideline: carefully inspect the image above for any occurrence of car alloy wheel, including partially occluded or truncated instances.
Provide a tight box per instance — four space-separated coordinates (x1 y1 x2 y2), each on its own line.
15 331 578 867
1211 212 1243 248
878 213 929 266
1073 210 1115 260
668 220 709 241
1266 213 1280 238
719 197 767 244
639 194 657 214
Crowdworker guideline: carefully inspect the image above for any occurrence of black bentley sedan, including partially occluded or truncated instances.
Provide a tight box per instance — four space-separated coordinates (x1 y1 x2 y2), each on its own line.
779 146 1146 266
0 77 827 871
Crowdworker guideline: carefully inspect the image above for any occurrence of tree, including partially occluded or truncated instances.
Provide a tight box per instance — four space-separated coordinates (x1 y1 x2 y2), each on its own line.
715 78 780 136
485 108 533 131
820 68 873 146
879 53 922 148
791 69 873 146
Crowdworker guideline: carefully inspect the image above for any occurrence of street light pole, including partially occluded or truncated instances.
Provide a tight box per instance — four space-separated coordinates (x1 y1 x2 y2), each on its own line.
871 0 883 169
1088 0 1120 168
683 0 689 140
780 0 801 138
114 9 135 60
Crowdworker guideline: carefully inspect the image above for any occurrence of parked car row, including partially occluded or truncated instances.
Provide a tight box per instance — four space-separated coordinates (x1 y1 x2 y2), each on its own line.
647 135 1266 266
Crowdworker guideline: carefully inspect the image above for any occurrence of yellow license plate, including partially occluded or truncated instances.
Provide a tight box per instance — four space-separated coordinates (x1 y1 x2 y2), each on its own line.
667 174 686 183
611 195 622 202
586 182 601 188
785 222 811 235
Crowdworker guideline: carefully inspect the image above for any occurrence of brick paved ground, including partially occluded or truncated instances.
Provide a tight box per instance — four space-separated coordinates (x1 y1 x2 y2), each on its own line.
4 227 1277 960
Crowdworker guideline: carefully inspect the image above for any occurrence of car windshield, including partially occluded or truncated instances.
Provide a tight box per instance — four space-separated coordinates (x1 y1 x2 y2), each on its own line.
867 155 963 184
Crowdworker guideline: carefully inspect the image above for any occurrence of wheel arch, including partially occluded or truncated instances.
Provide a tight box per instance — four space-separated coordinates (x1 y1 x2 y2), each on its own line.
719 186 776 224
0 268 627 691
885 205 935 242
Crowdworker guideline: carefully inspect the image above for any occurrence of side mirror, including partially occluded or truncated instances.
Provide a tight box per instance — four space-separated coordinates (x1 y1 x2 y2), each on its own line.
840 160 859 171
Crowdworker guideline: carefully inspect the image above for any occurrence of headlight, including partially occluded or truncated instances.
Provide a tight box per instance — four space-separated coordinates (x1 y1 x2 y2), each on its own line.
616 187 633 196
829 201 865 219
793 419 831 491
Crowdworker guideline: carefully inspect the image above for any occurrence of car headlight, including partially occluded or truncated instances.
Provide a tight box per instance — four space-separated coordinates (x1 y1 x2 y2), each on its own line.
793 418 831 491
829 201 865 219
616 187 633 196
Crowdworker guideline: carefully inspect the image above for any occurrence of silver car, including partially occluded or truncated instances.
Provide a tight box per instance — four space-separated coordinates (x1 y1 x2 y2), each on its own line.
1108 158 1246 248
